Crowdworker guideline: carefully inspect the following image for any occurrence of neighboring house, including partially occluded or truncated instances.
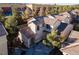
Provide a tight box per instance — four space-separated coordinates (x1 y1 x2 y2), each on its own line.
66 30 79 44
47 14 56 20
19 25 35 48
0 22 8 55
27 16 61 43
28 17 44 42
0 3 26 16
70 9 79 20
56 12 72 24
28 15 62 33
62 12 72 24
57 24 73 43
60 24 73 39
28 16 45 42
28 16 61 40
71 9 79 22
60 44 79 55
44 16 61 31
71 9 79 15
28 16 44 33
43 16 54 31
27 16 61 47
18 22 44 48
60 30 79 55
59 12 71 18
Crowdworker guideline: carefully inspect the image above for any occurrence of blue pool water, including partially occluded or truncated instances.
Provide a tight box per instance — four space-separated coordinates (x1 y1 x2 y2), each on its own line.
25 43 53 55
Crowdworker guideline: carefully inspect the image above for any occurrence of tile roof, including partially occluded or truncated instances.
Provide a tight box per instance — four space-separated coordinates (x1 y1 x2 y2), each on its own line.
71 9 79 15
31 16 45 25
60 30 79 55
47 15 55 19
0 22 8 37
55 15 67 21
28 18 36 24
61 45 79 55
66 30 79 44
59 12 70 16
55 12 71 22
69 30 79 40
60 24 73 38
19 26 35 38
44 17 56 26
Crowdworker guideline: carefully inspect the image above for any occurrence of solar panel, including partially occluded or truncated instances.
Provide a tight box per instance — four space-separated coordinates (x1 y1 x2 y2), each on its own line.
57 22 68 33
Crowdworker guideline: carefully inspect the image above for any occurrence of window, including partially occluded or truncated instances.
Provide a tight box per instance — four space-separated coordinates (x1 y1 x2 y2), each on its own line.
37 26 39 30
46 24 51 29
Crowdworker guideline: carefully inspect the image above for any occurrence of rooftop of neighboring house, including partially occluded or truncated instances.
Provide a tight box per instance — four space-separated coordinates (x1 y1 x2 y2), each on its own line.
61 30 79 48
43 16 55 26
28 16 45 25
0 22 8 37
55 12 71 22
19 24 35 38
69 30 79 39
71 9 79 15
73 9 79 13
55 15 66 21
66 30 79 44
60 24 73 36
60 44 79 55
47 14 56 19
27 17 36 24
61 29 79 55
59 12 71 16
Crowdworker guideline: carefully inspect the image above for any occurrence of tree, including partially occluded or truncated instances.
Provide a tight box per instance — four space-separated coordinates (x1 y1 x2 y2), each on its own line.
42 30 61 49
60 35 65 43
12 8 23 25
39 7 46 16
33 7 40 17
0 8 5 23
45 7 49 15
4 16 18 34
22 7 32 20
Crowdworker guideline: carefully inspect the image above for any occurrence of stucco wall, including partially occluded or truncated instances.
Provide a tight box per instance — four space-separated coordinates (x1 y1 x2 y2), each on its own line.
35 27 43 43
19 31 31 48
28 22 37 34
0 35 8 55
